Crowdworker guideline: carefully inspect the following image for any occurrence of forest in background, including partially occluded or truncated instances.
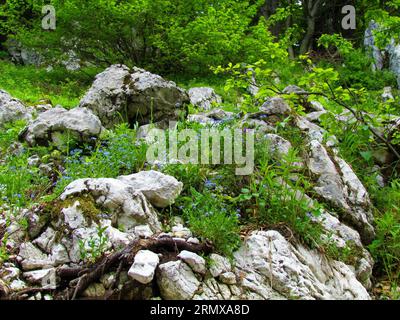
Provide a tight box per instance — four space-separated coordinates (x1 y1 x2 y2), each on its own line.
0 0 400 300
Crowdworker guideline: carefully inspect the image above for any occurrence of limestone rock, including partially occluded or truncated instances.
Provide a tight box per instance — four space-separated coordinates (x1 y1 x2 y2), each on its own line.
157 260 200 300
0 90 31 127
23 268 57 289
118 170 183 208
128 250 160 284
60 178 162 232
260 97 291 115
306 140 375 243
209 254 231 278
178 250 207 275
234 231 370 300
20 107 103 148
263 134 292 159
79 65 189 128
188 87 222 110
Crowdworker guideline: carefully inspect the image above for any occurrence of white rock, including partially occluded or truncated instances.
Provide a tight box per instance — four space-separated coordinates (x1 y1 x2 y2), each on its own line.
178 251 206 275
10 279 27 291
18 242 53 271
33 227 56 253
21 107 102 147
188 87 222 110
264 134 292 159
79 65 189 129
157 260 200 300
234 230 370 300
187 237 200 245
209 254 232 278
306 140 375 243
310 101 326 112
128 250 160 284
61 178 162 232
62 201 87 230
0 90 32 127
51 244 70 265
118 170 183 208
1 266 21 282
260 97 291 115
23 268 57 289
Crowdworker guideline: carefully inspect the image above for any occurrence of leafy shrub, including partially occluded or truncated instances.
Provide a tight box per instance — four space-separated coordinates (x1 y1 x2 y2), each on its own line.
181 188 241 257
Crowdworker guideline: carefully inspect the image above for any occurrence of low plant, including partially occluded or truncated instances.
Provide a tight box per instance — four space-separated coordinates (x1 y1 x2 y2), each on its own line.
79 225 109 264
181 188 241 257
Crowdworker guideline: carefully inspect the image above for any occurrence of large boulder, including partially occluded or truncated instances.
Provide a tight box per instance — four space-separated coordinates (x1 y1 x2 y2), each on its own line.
0 90 32 127
20 107 103 148
79 65 189 129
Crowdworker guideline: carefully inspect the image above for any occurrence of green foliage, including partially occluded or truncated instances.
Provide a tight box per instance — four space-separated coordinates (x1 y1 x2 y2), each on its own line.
181 188 241 257
52 124 148 199
4 0 272 75
0 60 97 108
369 209 400 281
79 225 109 264
0 121 51 208
317 34 397 90
236 150 325 249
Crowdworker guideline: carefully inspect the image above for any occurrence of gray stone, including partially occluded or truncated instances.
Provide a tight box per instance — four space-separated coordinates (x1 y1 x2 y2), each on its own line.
157 260 200 300
20 107 103 148
60 178 162 233
178 250 207 275
188 87 222 110
118 170 183 208
263 134 292 159
260 97 291 115
79 65 189 129
209 254 232 278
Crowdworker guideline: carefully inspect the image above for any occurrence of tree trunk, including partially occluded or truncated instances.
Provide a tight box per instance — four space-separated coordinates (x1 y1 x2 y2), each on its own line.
300 0 324 55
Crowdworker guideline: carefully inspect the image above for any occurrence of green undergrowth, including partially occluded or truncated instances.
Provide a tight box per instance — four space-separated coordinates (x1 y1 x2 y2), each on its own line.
0 60 99 108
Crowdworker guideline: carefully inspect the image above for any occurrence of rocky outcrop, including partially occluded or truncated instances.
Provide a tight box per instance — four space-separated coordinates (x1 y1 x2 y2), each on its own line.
364 21 384 71
306 140 375 244
79 64 189 129
20 107 103 148
233 231 370 300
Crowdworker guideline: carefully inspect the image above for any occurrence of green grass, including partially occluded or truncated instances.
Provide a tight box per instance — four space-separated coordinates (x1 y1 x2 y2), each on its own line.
0 60 99 108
